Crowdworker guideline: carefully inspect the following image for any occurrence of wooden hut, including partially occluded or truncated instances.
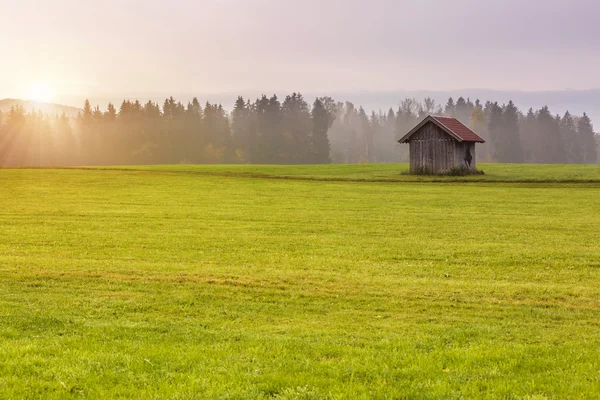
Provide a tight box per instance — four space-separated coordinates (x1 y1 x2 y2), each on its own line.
398 115 485 173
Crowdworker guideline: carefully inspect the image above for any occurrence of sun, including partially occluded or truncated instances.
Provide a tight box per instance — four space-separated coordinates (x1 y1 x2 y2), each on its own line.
27 84 54 103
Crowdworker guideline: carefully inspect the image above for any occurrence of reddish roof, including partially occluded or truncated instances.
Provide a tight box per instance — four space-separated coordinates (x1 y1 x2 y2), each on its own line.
398 115 485 143
431 116 485 142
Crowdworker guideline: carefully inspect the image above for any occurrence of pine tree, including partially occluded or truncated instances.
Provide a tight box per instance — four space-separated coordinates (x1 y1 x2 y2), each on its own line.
166 99 187 163
252 95 269 163
231 96 252 162
104 103 117 121
77 99 95 164
559 111 580 163
102 103 117 160
190 97 202 116
3 106 27 166
369 111 380 163
521 108 538 162
445 97 456 116
92 105 102 121
577 113 597 164
455 97 471 124
183 98 203 163
341 102 359 164
203 103 217 144
381 108 398 162
263 95 283 163
468 105 487 159
469 106 485 133
78 99 93 126
310 98 332 164
487 102 504 162
54 112 74 165
282 93 311 163
139 100 163 164
500 101 524 163
216 104 233 161
357 107 371 163
537 106 564 163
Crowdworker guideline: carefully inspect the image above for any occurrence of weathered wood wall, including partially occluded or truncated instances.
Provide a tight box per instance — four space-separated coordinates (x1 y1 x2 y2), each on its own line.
409 122 456 173
454 142 477 170
408 122 479 172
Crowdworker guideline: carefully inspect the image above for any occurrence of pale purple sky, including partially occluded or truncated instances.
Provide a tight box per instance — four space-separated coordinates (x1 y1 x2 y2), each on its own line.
2 0 599 104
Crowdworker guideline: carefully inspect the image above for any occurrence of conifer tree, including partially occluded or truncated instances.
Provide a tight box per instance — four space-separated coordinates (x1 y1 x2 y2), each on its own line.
487 102 504 162
282 93 311 163
521 108 538 162
380 108 398 162
455 97 471 124
77 99 95 164
469 105 485 133
231 96 252 162
99 103 117 164
559 111 580 163
577 113 597 164
261 95 283 163
445 97 456 116
78 99 93 126
357 107 371 163
469 105 487 159
139 100 163 164
7 106 29 166
537 106 564 163
184 98 203 162
500 101 524 163
342 102 359 164
310 98 332 164
216 104 234 162
55 112 74 165
105 103 117 121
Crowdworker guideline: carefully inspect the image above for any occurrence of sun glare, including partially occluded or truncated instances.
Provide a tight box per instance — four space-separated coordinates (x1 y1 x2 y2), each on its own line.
27 84 54 103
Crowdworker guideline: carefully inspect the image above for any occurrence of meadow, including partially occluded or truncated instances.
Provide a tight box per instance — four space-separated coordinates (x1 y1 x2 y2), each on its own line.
0 163 599 399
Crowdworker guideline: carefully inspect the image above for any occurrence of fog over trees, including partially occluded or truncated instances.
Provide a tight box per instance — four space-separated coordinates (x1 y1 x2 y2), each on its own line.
0 94 597 167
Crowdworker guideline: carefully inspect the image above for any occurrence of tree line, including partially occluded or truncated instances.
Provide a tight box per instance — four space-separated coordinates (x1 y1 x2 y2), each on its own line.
0 94 597 167
327 97 597 164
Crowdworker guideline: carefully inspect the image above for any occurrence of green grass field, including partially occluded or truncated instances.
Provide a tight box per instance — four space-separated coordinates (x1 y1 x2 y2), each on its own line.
102 162 600 183
1 164 599 399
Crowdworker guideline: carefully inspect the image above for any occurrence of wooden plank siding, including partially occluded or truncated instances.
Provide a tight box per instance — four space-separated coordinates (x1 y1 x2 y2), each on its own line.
408 122 456 173
453 142 478 170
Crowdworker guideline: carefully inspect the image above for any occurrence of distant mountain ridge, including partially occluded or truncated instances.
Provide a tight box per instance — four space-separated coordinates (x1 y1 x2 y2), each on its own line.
0 98 80 118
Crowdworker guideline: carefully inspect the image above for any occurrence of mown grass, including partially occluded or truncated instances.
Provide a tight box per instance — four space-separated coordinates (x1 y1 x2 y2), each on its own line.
103 162 600 183
0 165 599 399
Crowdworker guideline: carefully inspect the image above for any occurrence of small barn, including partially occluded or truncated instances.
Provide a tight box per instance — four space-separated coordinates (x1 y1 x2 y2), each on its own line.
398 115 485 173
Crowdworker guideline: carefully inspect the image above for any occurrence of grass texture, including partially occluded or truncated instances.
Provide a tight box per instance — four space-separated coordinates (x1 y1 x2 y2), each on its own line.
0 164 599 399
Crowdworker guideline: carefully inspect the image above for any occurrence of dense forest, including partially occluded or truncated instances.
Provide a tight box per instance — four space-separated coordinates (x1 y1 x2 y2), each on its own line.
0 94 597 167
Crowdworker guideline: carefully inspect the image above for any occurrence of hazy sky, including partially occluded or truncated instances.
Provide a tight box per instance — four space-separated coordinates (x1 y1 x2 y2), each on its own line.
2 0 599 104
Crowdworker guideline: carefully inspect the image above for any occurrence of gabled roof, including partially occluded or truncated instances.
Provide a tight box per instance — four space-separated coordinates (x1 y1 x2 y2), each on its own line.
398 115 485 143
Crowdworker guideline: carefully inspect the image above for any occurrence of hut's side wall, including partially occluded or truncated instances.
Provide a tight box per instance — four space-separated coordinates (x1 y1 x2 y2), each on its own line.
454 142 477 170
408 122 455 173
